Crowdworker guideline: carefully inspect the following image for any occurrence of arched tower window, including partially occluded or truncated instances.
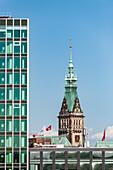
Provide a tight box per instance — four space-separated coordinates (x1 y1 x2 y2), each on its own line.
67 119 68 128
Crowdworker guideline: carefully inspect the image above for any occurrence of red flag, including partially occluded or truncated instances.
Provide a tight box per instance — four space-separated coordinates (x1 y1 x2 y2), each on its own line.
102 129 105 141
33 134 36 138
46 125 51 131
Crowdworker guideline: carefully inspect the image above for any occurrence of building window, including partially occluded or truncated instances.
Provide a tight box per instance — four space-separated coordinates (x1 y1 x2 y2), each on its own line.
7 73 12 84
21 152 27 163
7 30 13 38
21 57 27 69
14 57 20 69
7 57 13 69
6 136 12 147
21 120 27 132
7 42 13 53
21 104 27 116
67 119 68 128
14 73 20 84
7 88 12 100
21 30 27 38
21 42 27 53
13 152 19 163
0 31 5 38
0 120 5 131
6 152 12 163
62 120 63 128
14 120 19 131
14 46 20 53
14 108 19 116
21 73 27 84
21 136 27 147
0 73 5 84
21 88 27 100
14 30 20 38
0 104 5 115
79 120 80 126
0 57 5 68
14 136 19 147
14 88 20 100
6 120 12 132
7 104 12 116
0 136 5 147
0 152 5 163
0 89 5 100
0 42 5 53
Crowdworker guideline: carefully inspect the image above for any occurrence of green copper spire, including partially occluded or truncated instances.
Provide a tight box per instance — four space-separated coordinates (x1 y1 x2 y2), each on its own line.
64 38 78 112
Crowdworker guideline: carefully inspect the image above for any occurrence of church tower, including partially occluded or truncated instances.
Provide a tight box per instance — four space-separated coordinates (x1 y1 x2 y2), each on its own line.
58 38 85 146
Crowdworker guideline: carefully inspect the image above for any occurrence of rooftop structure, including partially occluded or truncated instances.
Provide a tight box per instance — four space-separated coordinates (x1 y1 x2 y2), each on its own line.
58 39 85 146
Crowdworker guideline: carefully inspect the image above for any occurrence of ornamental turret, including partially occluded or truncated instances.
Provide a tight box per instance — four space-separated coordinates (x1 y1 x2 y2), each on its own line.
58 38 85 146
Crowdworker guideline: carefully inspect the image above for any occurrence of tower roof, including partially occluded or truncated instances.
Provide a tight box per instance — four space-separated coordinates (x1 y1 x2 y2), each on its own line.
64 38 78 112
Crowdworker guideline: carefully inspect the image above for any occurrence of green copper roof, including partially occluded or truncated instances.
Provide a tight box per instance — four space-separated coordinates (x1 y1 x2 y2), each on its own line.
65 41 78 112
95 141 113 148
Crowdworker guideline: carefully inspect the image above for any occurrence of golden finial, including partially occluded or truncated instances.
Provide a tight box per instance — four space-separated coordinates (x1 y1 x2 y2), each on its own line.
70 38 72 48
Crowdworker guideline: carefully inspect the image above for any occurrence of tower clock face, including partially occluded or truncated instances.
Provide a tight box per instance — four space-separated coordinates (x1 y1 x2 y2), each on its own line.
75 135 80 142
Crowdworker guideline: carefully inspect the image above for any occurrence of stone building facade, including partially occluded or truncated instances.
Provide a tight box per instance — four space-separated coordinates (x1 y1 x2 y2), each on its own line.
58 39 85 146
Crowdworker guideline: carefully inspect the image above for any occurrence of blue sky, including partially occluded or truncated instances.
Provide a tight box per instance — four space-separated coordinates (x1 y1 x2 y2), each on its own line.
1 0 113 140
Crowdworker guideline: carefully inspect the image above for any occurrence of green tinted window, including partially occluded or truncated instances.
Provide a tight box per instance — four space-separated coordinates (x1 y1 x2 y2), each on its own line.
21 120 27 132
21 73 27 84
0 120 5 131
0 32 5 38
21 152 27 163
14 88 20 100
0 73 5 84
21 30 27 38
6 120 12 131
7 30 13 38
0 136 5 147
14 120 19 131
7 73 12 84
6 136 12 147
0 152 5 163
14 136 19 147
0 42 5 53
0 89 5 100
21 42 27 53
6 152 12 163
14 73 20 84
7 104 12 116
21 88 27 100
14 46 20 53
0 57 5 68
21 104 27 116
7 42 13 53
7 57 13 69
21 136 27 147
14 152 19 163
14 108 19 116
0 104 5 115
14 57 20 69
7 89 12 100
21 57 27 69
14 30 20 38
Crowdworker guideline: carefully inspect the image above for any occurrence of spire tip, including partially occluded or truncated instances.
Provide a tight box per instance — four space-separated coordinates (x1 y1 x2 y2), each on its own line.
70 38 72 48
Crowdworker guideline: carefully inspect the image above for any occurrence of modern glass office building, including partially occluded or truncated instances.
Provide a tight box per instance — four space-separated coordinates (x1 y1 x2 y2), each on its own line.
0 16 29 170
30 148 113 170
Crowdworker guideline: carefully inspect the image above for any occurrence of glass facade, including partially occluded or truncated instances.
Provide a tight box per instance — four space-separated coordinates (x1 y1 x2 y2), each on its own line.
30 149 113 170
0 18 29 170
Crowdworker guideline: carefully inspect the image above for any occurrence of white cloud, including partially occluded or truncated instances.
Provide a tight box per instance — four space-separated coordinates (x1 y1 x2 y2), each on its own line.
91 126 113 140
88 127 93 132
